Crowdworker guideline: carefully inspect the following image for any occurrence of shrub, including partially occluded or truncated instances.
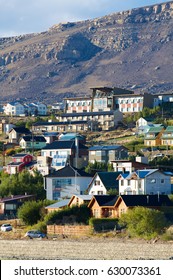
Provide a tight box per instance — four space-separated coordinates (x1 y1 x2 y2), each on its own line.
119 206 168 239
45 204 90 225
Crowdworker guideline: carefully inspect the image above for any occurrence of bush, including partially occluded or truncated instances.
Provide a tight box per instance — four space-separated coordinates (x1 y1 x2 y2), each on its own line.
45 204 90 225
119 206 168 239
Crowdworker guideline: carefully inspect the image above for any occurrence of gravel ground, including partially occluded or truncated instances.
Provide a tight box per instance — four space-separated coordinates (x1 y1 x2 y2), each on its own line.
0 237 173 260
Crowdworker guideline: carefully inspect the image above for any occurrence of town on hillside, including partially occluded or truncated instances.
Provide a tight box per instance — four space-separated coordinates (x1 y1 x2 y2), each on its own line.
0 86 173 239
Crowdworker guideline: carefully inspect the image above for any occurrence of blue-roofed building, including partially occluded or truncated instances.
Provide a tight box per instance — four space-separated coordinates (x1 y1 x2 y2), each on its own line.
117 169 172 195
89 145 128 164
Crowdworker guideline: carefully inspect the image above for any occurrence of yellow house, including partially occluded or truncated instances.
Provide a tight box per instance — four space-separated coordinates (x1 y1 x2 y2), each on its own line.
144 126 165 146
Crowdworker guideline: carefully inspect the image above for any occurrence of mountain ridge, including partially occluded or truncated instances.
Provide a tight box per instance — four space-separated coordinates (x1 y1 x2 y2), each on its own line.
0 1 173 103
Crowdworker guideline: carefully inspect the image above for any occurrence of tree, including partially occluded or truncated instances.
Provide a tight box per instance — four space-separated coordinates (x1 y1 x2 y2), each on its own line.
0 170 45 199
17 199 52 225
119 206 168 239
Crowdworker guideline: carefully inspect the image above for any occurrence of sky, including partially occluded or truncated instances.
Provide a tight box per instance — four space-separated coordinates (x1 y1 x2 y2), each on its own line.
0 0 170 37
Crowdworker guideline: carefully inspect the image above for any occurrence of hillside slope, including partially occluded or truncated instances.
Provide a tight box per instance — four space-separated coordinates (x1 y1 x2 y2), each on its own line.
0 1 173 103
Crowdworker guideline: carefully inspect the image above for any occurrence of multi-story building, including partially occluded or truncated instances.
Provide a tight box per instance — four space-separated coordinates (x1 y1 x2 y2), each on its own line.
3 102 25 116
3 102 47 116
88 145 128 164
144 126 165 146
161 126 173 146
44 165 92 200
64 97 91 113
117 169 171 195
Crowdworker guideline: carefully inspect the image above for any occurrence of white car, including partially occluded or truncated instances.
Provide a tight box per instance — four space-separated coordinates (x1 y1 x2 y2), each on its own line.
1 223 13 232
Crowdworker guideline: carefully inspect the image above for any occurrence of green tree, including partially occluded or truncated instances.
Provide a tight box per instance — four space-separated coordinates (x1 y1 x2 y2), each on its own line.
0 170 45 199
119 206 168 239
17 199 52 225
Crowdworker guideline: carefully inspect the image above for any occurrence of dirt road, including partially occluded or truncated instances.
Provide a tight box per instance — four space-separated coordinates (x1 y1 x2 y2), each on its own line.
0 238 173 260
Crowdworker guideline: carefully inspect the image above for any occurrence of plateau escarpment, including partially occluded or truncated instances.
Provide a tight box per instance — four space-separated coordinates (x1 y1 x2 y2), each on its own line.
0 1 173 103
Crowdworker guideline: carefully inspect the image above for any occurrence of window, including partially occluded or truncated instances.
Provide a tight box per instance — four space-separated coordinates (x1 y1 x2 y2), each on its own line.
121 180 124 186
98 191 103 195
93 209 99 218
94 180 100 186
127 180 130 186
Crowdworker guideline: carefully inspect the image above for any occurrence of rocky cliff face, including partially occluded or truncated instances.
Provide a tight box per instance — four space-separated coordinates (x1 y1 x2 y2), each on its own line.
0 1 173 103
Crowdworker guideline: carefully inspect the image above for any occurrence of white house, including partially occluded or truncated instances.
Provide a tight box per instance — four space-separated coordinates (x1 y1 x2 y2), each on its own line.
87 172 121 195
117 169 171 195
44 165 92 200
24 102 47 116
3 102 25 116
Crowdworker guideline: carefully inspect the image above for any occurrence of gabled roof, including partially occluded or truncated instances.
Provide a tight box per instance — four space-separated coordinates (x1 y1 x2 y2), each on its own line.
89 145 127 151
42 140 88 150
117 195 172 207
68 195 92 206
9 127 31 134
147 127 164 133
97 172 121 189
88 195 118 207
45 165 92 178
117 169 159 180
134 169 158 179
21 135 46 142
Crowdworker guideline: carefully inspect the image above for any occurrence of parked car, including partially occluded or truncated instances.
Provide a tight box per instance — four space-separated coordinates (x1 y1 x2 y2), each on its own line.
1 223 13 232
24 230 47 239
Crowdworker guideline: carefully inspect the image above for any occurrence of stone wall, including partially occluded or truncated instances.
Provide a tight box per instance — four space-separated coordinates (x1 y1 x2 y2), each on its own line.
47 224 92 236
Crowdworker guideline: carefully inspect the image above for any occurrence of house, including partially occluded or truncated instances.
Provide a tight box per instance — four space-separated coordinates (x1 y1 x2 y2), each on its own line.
161 126 173 146
24 102 47 116
88 194 173 219
144 126 165 146
88 195 118 218
117 169 171 195
68 194 92 207
41 139 88 170
111 158 149 173
3 102 25 116
114 194 173 217
44 165 92 200
88 145 128 164
8 127 31 144
19 135 47 151
45 199 70 213
6 153 34 174
0 194 35 218
87 172 121 195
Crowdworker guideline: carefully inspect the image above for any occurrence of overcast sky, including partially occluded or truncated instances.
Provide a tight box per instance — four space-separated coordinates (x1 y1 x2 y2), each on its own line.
0 0 169 37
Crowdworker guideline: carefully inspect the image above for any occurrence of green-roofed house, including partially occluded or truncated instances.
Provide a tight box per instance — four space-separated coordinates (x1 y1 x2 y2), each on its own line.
161 126 173 146
144 126 165 146
87 171 121 195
